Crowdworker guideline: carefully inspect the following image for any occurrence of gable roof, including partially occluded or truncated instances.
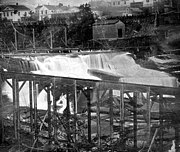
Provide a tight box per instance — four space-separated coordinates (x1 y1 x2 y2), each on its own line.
93 19 124 26
0 5 30 12
35 5 62 11
43 5 60 10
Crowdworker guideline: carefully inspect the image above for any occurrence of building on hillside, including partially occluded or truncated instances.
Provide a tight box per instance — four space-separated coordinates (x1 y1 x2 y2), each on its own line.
0 3 31 22
130 1 143 8
107 6 142 16
93 19 125 39
51 7 79 19
35 4 79 21
111 0 133 7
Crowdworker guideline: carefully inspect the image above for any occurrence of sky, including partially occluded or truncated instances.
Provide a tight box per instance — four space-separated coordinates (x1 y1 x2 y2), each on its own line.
0 0 144 8
37 0 90 6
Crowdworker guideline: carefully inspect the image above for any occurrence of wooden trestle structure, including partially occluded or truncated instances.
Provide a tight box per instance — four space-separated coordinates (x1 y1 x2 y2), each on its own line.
0 70 180 152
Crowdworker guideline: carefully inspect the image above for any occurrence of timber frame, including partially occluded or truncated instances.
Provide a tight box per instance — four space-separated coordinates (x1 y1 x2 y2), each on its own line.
0 70 180 151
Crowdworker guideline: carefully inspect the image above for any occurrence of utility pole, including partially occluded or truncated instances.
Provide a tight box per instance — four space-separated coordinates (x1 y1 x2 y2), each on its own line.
50 30 53 50
64 26 67 46
14 29 18 51
33 28 35 50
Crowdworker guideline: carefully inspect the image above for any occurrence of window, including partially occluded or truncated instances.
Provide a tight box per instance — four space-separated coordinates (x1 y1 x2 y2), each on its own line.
118 1 120 5
41 10 43 14
3 12 6 17
45 10 47 14
11 12 13 16
24 12 27 16
18 12 20 16
146 0 149 2
118 29 123 38
124 1 126 4
7 12 9 17
113 2 115 5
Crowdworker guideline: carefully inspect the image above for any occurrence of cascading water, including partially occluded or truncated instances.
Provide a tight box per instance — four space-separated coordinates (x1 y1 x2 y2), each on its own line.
1 52 178 112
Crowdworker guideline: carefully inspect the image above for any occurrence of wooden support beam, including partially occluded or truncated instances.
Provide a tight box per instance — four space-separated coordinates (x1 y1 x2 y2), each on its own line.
0 75 4 144
5 79 13 88
66 88 71 143
96 84 101 151
73 80 78 142
18 81 26 92
109 89 113 142
159 94 164 152
33 81 38 143
87 87 91 143
29 81 33 132
46 87 52 143
120 84 124 132
52 79 57 142
133 92 138 151
12 77 20 140
120 84 125 150
146 87 151 144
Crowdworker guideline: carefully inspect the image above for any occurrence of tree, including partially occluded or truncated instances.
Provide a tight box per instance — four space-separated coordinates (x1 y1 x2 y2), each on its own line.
68 4 95 47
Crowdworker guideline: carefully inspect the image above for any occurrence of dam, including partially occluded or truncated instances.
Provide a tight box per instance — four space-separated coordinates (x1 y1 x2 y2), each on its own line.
0 51 180 152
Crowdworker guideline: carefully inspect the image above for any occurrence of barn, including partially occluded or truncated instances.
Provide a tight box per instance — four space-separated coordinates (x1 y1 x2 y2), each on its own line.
93 19 125 40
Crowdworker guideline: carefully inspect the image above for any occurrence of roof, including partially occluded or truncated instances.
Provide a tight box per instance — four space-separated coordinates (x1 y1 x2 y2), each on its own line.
35 5 67 11
0 5 30 11
43 5 60 10
93 19 124 26
130 7 143 13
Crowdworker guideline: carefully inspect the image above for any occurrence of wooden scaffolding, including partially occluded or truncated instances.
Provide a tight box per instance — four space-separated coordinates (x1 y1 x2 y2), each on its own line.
0 70 180 151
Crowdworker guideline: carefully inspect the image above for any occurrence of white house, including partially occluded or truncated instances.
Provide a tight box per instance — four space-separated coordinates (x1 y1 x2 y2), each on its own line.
35 5 79 21
35 5 61 20
0 3 31 22
111 0 133 7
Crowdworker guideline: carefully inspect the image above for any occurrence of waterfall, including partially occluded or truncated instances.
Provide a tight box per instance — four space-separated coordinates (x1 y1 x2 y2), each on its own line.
1 52 178 112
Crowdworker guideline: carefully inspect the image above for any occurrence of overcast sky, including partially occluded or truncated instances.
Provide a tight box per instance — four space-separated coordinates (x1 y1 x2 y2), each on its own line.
0 0 144 7
37 0 90 6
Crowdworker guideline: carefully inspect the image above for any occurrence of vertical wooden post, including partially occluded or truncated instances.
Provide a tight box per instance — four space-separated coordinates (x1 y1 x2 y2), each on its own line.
0 74 4 144
33 81 38 142
66 88 71 142
74 81 78 142
87 87 91 143
29 80 33 132
47 87 52 143
12 77 19 139
120 84 124 132
53 79 57 141
133 92 138 151
159 94 163 152
146 87 151 144
96 84 101 151
109 89 113 142
120 84 125 150
16 79 20 141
